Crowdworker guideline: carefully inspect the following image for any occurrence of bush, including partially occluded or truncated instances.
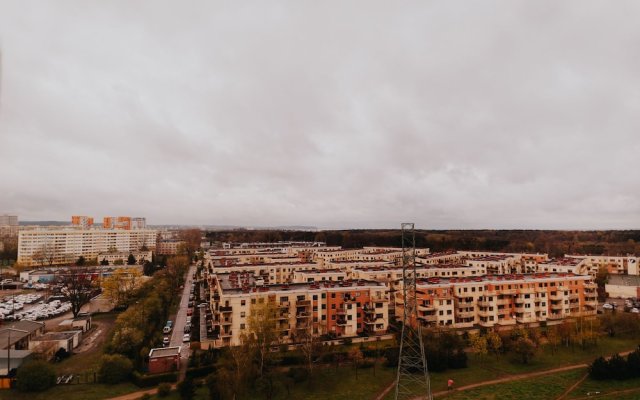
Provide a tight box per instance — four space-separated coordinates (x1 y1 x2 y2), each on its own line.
286 367 310 383
157 383 172 397
178 377 196 400
132 371 179 387
16 361 56 392
98 354 133 384
360 360 375 369
186 365 216 379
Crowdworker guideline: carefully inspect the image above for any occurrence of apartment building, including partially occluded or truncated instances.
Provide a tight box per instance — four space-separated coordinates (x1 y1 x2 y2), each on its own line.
18 229 157 266
97 250 152 265
71 216 94 229
208 272 389 347
396 273 598 330
103 216 146 230
0 214 18 237
537 258 589 275
566 254 640 275
156 240 185 255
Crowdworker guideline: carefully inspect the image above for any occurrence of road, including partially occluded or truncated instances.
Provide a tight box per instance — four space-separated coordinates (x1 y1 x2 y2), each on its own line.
169 264 196 379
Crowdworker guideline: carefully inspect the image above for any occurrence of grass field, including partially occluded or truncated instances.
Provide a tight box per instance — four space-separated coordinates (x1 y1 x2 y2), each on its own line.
0 382 140 400
441 369 585 400
567 375 640 399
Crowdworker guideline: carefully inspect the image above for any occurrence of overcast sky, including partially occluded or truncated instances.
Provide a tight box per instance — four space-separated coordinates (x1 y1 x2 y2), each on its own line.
1 2 640 229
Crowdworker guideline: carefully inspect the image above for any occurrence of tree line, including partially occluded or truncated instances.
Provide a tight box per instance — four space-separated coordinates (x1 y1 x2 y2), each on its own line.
205 229 640 257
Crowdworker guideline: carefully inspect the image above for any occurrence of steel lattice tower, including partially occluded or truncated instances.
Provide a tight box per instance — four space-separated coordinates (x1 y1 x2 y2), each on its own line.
395 223 432 400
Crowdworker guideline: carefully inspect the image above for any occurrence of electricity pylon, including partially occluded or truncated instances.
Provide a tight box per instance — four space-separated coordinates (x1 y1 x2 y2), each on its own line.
395 223 432 400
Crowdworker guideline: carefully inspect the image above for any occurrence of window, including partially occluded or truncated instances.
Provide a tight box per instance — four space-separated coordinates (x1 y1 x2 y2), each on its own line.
240 323 245 329
240 312 245 318
241 300 246 306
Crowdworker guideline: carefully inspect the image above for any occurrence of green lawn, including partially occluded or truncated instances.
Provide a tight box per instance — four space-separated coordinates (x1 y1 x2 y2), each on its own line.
441 369 584 400
567 376 640 399
0 382 140 400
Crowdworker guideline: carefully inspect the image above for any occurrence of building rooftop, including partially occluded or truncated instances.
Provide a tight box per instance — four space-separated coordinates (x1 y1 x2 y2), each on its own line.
539 258 584 266
608 275 640 287
5 320 45 334
149 346 181 358
215 272 386 295
467 255 514 262
32 331 79 341
415 272 590 287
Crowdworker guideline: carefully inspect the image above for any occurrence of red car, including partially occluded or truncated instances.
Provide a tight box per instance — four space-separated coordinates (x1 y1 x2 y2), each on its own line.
187 308 193 316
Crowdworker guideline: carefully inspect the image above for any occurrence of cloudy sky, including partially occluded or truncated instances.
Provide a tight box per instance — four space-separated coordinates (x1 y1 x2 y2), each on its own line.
1 2 640 229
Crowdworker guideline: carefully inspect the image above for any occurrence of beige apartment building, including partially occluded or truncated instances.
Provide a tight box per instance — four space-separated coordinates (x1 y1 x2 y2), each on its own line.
566 254 640 275
396 273 598 330
208 272 389 347
18 229 157 266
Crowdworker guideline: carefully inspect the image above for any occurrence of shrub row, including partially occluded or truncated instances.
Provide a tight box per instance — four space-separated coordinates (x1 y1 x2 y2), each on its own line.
132 371 178 387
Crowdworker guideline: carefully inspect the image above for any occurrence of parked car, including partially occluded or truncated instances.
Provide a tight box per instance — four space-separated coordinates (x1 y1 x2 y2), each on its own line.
632 308 640 314
162 337 170 346
184 324 191 333
166 320 173 328
163 326 172 334
183 333 191 342
603 303 614 310
187 308 193 316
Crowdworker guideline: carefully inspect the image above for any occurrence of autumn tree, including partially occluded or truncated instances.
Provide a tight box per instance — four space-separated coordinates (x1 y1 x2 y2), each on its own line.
102 268 143 308
470 332 488 359
486 331 503 360
58 267 95 317
349 348 364 380
179 229 202 259
514 337 536 364
127 253 136 265
243 299 280 377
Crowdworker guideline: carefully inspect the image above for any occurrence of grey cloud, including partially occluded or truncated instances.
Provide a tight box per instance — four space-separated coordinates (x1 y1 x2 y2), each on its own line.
1 1 640 229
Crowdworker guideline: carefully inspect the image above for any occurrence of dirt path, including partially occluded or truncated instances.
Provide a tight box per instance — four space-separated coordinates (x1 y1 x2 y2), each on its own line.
555 372 589 400
107 385 177 400
571 387 640 400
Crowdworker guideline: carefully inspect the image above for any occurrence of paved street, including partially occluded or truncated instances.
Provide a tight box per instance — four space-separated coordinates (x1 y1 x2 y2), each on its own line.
169 264 196 377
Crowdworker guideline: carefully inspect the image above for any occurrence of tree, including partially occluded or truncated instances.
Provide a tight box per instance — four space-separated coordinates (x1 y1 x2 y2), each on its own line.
589 356 610 380
100 258 109 266
546 326 560 354
127 253 136 265
58 266 95 317
469 333 488 359
513 337 536 364
102 268 143 307
143 261 155 276
177 376 196 400
627 347 640 378
98 354 133 384
32 243 57 268
243 299 279 377
486 331 502 359
179 229 202 259
76 256 86 266
349 348 364 380
16 361 56 392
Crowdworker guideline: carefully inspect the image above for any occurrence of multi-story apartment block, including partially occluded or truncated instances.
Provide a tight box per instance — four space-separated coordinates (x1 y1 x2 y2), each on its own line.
537 258 588 275
396 273 597 330
18 229 157 266
566 254 640 275
208 272 389 347
103 216 146 230
0 214 19 237
292 268 347 283
71 216 94 229
156 240 186 255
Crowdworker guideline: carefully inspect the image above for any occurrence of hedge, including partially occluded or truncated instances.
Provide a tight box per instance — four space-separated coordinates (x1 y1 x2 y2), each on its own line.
132 371 178 387
185 365 216 379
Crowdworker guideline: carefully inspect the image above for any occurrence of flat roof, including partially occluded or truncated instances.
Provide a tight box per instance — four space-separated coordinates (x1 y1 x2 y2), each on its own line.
416 273 591 287
608 275 640 287
32 331 79 341
215 272 386 295
149 346 181 358
5 320 45 333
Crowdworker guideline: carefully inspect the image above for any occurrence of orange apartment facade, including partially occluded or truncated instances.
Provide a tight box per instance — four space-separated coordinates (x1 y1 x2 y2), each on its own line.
208 272 389 347
396 273 598 330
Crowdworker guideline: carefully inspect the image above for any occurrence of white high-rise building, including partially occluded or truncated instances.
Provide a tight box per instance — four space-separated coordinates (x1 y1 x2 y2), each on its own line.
18 228 157 266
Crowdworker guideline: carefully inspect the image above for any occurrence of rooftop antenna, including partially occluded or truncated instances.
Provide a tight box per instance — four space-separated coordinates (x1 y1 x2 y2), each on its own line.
395 223 432 400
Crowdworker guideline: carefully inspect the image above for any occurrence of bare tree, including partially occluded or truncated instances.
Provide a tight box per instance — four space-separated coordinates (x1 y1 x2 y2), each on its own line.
243 299 280 377
297 320 324 375
58 267 95 317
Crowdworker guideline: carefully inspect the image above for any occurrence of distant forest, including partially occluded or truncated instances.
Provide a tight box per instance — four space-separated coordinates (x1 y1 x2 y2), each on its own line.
205 230 640 258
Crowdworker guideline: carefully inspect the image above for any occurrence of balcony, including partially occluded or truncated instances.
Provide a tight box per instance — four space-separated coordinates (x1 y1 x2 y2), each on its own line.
477 300 493 307
457 311 475 319
221 319 232 325
219 306 233 313
296 312 311 319
549 293 564 301
547 313 563 320
417 304 435 311
336 319 348 326
418 314 437 322
297 299 311 306
551 303 564 311
279 302 290 308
